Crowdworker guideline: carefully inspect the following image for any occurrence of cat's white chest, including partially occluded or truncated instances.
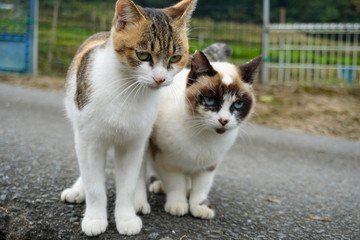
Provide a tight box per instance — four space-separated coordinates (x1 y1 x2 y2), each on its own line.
156 124 238 173
70 48 163 142
80 87 161 142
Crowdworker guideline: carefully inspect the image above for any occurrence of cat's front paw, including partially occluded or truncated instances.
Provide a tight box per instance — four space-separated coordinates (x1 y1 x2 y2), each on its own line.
116 216 142 235
149 180 164 194
135 199 151 215
81 217 108 236
61 187 85 203
165 200 189 216
190 203 215 219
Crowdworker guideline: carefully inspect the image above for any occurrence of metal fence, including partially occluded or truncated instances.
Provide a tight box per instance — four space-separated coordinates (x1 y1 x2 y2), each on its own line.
263 23 360 86
189 6 262 65
35 2 262 75
0 0 38 74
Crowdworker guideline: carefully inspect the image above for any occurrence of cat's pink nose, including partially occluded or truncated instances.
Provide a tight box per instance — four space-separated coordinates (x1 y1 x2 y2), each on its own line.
153 78 165 85
218 118 229 126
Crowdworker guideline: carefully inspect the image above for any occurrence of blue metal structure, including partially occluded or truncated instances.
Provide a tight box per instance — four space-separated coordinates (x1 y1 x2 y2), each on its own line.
0 0 36 74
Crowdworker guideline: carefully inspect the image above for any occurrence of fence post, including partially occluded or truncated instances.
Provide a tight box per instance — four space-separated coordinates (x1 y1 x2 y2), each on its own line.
46 0 60 72
32 0 39 75
261 0 270 84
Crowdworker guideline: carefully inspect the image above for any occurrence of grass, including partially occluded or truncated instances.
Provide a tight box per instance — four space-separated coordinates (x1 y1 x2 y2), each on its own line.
31 3 265 76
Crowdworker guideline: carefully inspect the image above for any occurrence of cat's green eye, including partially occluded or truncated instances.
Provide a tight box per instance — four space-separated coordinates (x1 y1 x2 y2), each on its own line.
136 52 151 61
169 55 182 63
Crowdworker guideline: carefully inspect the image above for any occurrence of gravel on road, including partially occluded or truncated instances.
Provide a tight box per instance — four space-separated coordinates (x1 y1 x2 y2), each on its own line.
1 83 359 239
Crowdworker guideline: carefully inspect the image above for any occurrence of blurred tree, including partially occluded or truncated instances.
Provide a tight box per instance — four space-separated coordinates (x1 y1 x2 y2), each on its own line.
38 0 360 23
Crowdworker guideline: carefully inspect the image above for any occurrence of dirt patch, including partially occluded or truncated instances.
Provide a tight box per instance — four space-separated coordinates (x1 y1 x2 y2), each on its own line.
252 85 360 141
0 73 65 92
1 73 359 141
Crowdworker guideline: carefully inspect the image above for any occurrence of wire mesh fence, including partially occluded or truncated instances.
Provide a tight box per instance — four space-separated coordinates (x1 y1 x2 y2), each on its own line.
189 7 262 65
265 23 360 86
32 1 263 76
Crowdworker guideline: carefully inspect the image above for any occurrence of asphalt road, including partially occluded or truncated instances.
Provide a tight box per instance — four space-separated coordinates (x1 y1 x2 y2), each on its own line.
1 83 359 240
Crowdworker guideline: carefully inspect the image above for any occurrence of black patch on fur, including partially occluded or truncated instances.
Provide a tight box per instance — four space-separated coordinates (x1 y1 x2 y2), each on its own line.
149 176 158 184
186 43 232 68
143 8 176 56
239 55 262 84
151 42 154 51
230 93 253 120
188 51 218 87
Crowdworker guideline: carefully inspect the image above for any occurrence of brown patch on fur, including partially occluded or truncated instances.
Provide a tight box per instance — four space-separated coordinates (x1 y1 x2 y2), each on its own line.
149 176 158 184
205 165 216 172
112 15 189 70
65 33 109 93
215 128 226 134
187 50 217 87
74 32 109 69
113 0 147 31
75 47 96 110
149 137 161 160
111 1 190 70
238 55 262 84
70 33 110 110
164 0 197 23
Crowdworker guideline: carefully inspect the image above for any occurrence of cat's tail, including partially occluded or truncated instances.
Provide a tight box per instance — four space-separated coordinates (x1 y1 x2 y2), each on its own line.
187 42 232 67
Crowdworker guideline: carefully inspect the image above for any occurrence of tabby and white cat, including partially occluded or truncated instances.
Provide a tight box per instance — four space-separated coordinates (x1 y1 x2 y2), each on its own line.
136 51 261 218
60 0 196 236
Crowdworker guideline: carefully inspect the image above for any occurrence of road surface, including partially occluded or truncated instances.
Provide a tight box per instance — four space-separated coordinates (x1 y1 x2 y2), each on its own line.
1 83 359 239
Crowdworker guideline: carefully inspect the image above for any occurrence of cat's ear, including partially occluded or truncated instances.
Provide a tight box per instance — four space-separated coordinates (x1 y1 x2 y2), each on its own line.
238 55 262 84
164 0 197 24
187 50 217 87
114 0 147 31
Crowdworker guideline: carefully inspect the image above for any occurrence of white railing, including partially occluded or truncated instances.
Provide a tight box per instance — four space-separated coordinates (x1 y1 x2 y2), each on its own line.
263 23 360 86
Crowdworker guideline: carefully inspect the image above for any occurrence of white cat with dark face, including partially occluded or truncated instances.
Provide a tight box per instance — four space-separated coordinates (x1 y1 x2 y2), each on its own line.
135 51 261 219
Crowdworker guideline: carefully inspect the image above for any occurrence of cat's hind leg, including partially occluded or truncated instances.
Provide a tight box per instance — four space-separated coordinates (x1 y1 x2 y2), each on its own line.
189 170 216 219
149 178 164 194
146 151 165 194
135 157 151 214
61 177 85 203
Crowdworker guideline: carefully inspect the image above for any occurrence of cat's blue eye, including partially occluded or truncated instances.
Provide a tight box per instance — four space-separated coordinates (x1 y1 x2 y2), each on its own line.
233 101 244 109
204 97 216 106
136 51 151 61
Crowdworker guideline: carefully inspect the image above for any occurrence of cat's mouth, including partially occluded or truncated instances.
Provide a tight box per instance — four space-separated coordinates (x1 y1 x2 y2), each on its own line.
148 83 167 89
148 85 162 90
215 128 226 134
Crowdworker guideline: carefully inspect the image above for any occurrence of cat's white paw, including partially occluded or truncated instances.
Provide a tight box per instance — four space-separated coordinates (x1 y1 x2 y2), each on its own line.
165 200 189 216
135 199 151 214
61 188 85 203
149 180 164 194
81 217 108 236
190 203 215 219
116 216 142 235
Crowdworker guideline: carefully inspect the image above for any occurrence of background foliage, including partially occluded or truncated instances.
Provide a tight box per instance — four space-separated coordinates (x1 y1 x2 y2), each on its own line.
40 0 360 23
23 0 360 75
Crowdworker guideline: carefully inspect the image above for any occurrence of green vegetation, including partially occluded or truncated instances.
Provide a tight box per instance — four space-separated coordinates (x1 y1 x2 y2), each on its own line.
3 0 359 79
37 4 262 76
